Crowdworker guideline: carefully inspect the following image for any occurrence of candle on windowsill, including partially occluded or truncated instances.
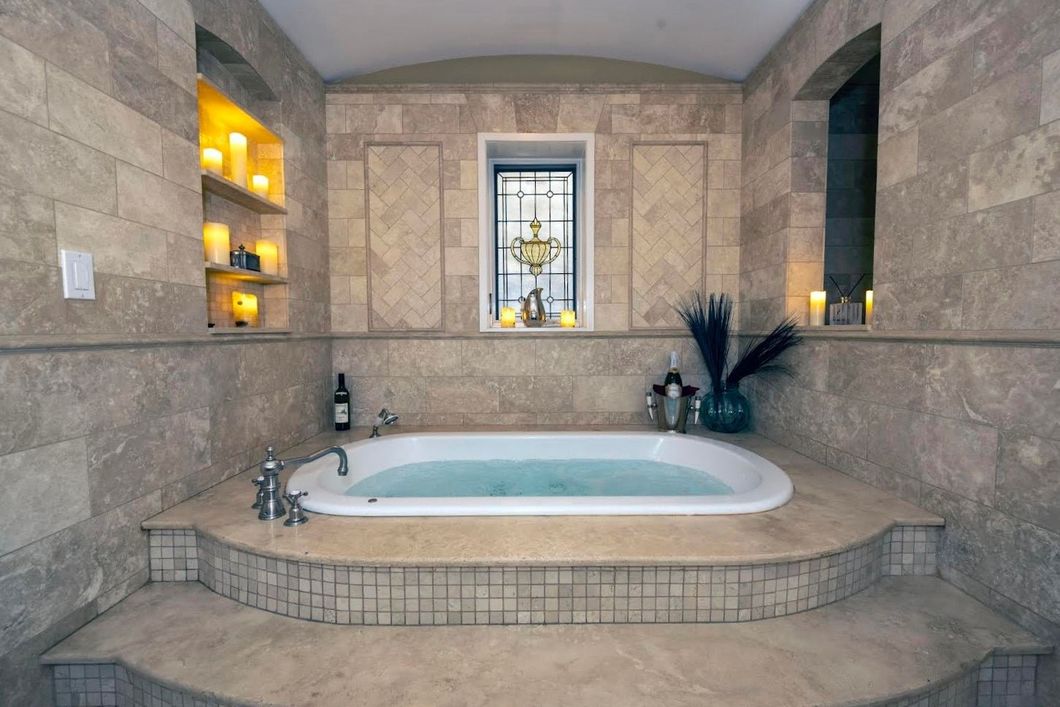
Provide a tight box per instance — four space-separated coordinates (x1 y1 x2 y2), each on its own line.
809 290 826 326
865 290 874 325
255 240 279 275
202 222 230 264
201 147 223 176
559 309 576 328
228 132 248 187
251 174 269 199
499 307 517 328
232 291 258 327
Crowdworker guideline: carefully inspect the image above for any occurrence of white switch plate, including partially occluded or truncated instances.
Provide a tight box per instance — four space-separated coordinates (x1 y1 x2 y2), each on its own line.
60 249 96 300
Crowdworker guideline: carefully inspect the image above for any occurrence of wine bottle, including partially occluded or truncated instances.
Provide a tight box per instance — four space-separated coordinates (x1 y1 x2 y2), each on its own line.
663 351 683 399
334 373 350 431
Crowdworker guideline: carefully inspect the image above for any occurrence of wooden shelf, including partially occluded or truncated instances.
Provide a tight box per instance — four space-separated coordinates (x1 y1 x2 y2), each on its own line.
201 171 286 214
204 261 287 285
208 327 292 335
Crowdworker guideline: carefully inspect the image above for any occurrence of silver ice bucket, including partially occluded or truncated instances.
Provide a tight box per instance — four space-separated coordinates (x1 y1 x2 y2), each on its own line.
646 386 700 433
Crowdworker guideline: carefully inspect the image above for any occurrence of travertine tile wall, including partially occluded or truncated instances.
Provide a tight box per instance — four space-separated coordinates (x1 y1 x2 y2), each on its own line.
0 0 330 703
738 0 1060 695
326 83 743 334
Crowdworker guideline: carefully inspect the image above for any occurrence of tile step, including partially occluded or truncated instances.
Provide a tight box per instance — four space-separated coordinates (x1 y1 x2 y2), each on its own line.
43 577 1051 707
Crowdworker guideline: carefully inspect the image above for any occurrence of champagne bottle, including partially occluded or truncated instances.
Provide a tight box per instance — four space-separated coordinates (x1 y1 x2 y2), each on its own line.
334 373 350 431
664 351 682 399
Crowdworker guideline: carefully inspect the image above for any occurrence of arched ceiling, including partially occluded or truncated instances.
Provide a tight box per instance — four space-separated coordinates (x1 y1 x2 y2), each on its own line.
258 0 815 83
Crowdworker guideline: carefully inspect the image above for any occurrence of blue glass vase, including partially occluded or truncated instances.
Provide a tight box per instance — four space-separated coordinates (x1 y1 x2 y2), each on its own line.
701 387 751 433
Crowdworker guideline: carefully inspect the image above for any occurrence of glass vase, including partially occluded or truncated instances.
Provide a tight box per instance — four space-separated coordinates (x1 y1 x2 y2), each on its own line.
701 387 751 433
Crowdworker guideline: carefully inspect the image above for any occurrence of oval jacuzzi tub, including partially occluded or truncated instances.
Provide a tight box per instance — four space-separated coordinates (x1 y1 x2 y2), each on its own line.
288 432 793 517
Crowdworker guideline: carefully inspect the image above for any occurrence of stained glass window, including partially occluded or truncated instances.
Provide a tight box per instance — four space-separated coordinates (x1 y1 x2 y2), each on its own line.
493 165 577 320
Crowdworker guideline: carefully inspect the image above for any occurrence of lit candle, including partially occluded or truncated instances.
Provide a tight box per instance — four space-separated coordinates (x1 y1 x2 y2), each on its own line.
255 240 279 275
865 289 873 325
232 291 258 327
201 147 223 176
499 306 517 328
202 222 230 264
809 290 826 326
559 309 576 328
251 174 269 198
228 132 248 187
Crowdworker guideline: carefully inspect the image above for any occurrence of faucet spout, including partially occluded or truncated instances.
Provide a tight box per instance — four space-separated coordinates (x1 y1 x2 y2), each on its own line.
282 446 349 476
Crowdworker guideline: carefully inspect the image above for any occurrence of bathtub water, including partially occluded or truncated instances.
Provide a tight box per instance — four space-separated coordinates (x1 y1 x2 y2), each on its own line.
288 432 793 517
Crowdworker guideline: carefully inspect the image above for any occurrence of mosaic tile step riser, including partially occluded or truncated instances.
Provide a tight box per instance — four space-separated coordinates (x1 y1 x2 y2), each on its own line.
148 525 938 626
51 654 1040 707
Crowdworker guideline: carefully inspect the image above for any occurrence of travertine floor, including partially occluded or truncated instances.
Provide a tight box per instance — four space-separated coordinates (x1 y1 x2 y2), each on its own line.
144 427 940 566
43 578 1047 707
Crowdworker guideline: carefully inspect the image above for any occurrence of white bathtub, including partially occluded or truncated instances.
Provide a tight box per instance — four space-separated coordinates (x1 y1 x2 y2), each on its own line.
288 432 793 517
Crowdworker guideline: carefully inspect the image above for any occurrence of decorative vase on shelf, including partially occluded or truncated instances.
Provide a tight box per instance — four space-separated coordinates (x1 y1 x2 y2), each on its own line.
701 387 751 433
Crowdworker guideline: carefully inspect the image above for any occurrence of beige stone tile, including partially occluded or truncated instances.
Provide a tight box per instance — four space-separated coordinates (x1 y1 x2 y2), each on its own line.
46 64 163 174
0 109 117 213
0 184 55 265
876 161 967 232
325 104 346 134
961 260 1060 330
329 189 366 219
497 376 574 413
465 94 517 132
0 33 47 126
873 275 963 330
402 104 460 133
443 189 476 219
332 339 389 377
788 227 824 262
330 275 351 305
556 95 607 132
327 161 348 190
0 438 89 555
330 304 368 331
444 247 476 276
706 189 740 217
997 433 1060 534
426 377 499 413
876 128 919 189
350 276 368 304
968 121 1060 211
57 200 171 282
594 303 629 331
161 129 200 192
1032 190 1060 262
138 0 195 44
155 21 195 95
789 192 825 228
705 246 739 275
388 339 462 377
116 162 201 237
348 105 402 134
165 233 202 287
572 375 644 412
461 339 537 377
915 199 1034 277
879 44 972 141
1042 48 1060 125
917 63 1042 171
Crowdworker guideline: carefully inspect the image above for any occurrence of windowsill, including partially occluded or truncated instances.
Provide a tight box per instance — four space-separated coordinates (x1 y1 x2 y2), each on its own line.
482 323 595 334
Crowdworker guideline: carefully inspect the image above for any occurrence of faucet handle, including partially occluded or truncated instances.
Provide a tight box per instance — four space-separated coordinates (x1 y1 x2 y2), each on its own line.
283 488 309 527
261 446 284 474
251 476 265 509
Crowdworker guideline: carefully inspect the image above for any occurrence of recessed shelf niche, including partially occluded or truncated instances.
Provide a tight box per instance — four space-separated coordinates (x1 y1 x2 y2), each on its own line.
197 73 288 333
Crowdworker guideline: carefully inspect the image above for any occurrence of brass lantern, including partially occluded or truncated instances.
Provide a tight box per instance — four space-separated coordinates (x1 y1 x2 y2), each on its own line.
510 217 561 278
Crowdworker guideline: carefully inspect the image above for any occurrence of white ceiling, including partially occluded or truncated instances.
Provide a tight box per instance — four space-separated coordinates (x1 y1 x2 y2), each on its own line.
258 0 815 83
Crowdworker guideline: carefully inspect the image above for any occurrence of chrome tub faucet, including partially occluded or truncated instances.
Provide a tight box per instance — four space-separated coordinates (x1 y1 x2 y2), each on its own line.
254 445 350 521
369 408 399 438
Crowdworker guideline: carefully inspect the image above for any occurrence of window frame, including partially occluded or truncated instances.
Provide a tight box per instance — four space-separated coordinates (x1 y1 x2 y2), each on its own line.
477 133 595 332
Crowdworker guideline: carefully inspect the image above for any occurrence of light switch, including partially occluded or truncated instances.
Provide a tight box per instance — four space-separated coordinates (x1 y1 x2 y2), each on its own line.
60 249 96 300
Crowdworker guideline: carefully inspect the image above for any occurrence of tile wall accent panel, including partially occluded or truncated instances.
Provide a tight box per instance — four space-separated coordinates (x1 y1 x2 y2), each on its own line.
629 143 707 329
49 653 1041 707
365 143 445 331
150 526 936 626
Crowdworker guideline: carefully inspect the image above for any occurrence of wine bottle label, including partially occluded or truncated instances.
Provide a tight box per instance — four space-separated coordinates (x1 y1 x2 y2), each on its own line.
334 403 349 424
665 382 682 399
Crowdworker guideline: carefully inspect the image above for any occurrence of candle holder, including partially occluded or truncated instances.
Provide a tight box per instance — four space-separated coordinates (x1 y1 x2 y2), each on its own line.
499 306 517 328
559 309 576 328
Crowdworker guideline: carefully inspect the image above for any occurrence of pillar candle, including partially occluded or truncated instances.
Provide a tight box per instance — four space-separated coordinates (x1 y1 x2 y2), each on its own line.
228 132 248 187
201 147 223 176
255 240 279 275
251 174 269 198
499 307 517 328
865 290 874 325
232 291 258 326
809 291 826 326
202 222 230 264
559 309 576 328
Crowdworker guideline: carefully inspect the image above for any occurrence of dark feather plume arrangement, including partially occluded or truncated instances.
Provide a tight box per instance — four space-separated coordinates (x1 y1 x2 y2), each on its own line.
676 292 802 396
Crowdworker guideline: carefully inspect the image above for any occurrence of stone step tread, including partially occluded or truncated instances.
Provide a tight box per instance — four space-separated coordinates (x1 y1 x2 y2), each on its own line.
43 577 1049 707
143 430 942 567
